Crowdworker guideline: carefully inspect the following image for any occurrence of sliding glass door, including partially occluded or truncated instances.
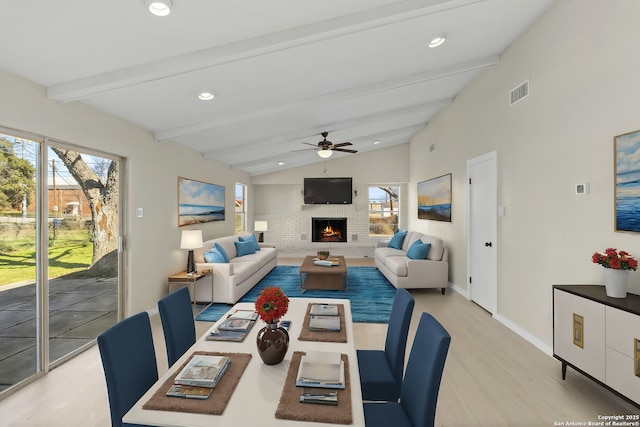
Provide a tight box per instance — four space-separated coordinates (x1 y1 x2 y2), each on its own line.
0 132 40 393
0 130 123 396
46 142 121 366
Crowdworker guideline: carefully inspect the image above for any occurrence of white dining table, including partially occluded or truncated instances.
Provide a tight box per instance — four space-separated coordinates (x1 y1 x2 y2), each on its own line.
123 298 365 427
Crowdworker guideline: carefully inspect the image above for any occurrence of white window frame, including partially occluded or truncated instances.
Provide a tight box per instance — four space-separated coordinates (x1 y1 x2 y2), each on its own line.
235 183 247 234
368 185 399 237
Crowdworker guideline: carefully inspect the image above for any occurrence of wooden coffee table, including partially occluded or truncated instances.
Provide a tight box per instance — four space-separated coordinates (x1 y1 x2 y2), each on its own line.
299 255 348 292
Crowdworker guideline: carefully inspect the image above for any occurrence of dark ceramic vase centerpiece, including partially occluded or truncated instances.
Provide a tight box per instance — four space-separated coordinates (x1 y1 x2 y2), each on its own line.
254 286 290 365
256 321 289 365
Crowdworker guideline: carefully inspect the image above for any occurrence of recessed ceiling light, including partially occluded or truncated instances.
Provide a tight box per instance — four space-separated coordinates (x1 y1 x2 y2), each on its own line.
198 92 214 101
373 140 380 145
429 36 446 48
277 161 284 166
144 0 173 17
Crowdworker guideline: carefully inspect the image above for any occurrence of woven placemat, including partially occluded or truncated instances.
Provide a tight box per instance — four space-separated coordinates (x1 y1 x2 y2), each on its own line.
275 351 353 424
142 351 251 415
298 303 347 343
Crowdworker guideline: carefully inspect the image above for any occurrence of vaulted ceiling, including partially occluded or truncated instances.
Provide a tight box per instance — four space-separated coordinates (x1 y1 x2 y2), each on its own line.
0 0 554 175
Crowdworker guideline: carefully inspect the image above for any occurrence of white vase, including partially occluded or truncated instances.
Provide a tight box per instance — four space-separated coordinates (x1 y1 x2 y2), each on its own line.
603 268 629 298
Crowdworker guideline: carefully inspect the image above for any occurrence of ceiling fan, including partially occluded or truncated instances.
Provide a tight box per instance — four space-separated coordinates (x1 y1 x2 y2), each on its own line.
294 132 358 158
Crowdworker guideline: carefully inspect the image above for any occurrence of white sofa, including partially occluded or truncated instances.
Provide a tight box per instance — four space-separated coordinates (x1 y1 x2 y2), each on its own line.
374 231 449 293
193 235 277 304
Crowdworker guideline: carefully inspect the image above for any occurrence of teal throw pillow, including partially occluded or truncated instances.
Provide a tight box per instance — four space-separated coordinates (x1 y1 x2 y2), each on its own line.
239 234 260 252
203 248 226 263
407 240 431 260
214 243 230 263
388 231 407 249
234 240 256 257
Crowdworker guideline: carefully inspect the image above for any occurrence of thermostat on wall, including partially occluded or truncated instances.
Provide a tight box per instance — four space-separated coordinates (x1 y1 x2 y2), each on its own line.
576 183 590 195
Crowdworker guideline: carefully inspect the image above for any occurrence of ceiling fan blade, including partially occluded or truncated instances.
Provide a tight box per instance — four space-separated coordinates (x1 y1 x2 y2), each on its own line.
291 148 317 152
301 142 318 147
333 148 358 153
332 142 352 148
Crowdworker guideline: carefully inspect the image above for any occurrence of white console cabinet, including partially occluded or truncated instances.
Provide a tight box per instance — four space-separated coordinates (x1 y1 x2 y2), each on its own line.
553 285 640 406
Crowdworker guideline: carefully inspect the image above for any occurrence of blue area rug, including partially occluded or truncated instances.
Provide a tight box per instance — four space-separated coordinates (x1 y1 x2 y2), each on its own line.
195 265 396 323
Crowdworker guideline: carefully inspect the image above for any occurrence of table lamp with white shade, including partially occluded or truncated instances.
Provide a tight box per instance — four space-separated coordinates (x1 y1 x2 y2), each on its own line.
180 230 203 274
254 221 268 243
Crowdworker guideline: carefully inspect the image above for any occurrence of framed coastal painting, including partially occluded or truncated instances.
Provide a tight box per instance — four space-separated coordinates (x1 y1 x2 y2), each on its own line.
178 177 225 226
615 130 640 233
417 173 452 222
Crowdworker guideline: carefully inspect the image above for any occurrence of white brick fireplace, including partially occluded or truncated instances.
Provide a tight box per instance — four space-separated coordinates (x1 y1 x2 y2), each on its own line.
254 183 408 258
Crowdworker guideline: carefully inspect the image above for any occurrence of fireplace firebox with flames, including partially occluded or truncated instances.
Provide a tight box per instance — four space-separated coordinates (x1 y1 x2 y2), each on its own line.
312 217 347 243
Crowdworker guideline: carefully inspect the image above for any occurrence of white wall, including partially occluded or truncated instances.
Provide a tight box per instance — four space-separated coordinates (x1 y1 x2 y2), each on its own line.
409 0 640 350
0 68 251 315
251 144 410 255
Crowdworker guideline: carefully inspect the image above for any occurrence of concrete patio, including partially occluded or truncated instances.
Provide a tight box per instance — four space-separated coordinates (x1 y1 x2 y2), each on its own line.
0 276 117 392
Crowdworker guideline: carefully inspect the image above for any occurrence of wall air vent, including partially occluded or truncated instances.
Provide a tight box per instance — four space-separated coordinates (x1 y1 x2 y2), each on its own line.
509 79 529 106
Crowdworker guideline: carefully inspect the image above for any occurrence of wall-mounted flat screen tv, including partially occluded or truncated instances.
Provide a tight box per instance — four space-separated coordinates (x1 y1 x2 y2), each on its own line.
304 177 353 204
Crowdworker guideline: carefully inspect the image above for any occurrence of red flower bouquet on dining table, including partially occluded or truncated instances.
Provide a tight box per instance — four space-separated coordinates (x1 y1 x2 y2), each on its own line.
254 286 289 323
591 248 638 271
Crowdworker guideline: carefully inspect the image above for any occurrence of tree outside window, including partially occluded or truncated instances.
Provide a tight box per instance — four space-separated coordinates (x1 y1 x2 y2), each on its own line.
369 186 399 236
0 137 35 215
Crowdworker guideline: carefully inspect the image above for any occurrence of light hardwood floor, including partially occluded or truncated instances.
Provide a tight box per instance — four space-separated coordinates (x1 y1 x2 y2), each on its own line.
0 257 636 426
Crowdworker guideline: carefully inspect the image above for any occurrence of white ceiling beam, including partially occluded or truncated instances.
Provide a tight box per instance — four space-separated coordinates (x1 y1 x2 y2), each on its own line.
157 55 496 142
241 135 415 176
228 125 422 169
47 0 486 102
238 138 409 176
204 105 441 160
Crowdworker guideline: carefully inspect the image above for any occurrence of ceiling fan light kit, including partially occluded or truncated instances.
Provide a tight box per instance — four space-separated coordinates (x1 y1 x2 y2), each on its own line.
295 131 358 158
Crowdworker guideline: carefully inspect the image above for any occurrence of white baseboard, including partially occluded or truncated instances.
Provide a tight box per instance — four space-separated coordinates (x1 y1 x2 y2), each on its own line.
449 283 553 356
449 282 469 299
493 313 553 356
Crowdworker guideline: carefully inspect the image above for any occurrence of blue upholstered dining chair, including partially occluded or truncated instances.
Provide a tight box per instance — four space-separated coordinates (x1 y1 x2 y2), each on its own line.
158 286 196 367
357 288 414 401
363 312 451 427
97 311 158 427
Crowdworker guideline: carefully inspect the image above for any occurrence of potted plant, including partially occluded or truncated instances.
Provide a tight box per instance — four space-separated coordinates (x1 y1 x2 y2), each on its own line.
591 248 637 298
317 250 330 260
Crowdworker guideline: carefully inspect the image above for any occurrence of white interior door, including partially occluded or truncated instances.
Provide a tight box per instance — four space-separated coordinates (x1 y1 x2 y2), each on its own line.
467 151 498 314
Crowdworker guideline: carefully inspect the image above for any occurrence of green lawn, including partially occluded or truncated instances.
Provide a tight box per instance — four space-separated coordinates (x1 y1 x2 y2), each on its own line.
0 229 92 287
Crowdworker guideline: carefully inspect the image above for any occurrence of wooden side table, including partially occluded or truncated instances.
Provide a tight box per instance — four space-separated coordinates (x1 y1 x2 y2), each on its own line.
167 271 214 315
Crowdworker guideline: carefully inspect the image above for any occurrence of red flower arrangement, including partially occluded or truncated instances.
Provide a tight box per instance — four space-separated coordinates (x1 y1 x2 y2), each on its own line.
255 287 289 323
592 248 638 271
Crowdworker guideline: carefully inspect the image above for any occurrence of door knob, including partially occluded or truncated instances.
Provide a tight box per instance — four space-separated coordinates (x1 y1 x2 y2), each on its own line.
485 242 492 247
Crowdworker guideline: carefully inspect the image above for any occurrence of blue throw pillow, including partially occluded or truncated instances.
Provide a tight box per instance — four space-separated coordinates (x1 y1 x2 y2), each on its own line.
203 248 226 263
214 243 230 263
239 234 260 252
387 231 407 249
407 240 431 260
234 240 256 257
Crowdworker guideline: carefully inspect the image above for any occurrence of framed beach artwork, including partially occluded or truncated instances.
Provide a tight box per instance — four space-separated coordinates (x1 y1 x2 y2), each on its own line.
417 173 452 222
178 177 225 226
615 130 640 233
